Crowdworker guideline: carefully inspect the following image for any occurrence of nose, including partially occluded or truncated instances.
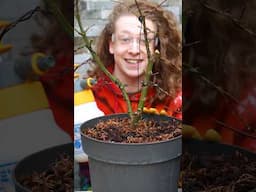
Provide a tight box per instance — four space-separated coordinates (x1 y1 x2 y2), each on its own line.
128 39 140 54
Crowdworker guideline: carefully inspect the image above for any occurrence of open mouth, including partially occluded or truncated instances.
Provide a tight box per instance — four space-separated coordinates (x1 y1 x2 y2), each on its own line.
125 59 143 65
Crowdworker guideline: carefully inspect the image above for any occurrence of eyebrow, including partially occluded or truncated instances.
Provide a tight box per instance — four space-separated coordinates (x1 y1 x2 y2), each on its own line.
117 30 156 36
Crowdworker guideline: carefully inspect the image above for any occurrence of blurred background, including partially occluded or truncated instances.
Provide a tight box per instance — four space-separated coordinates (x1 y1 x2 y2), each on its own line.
0 1 73 191
0 0 41 87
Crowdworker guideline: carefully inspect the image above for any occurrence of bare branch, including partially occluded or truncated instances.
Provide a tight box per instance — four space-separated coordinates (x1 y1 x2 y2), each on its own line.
215 120 256 140
0 6 41 40
199 0 256 38
183 63 250 130
75 0 134 118
183 40 201 48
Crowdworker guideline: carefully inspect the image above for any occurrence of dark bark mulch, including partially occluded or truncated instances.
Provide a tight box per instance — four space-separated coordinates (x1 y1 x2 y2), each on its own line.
83 116 182 143
181 150 256 192
18 154 73 192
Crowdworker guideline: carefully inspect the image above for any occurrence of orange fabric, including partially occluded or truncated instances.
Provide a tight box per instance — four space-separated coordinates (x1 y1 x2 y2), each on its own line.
91 71 182 120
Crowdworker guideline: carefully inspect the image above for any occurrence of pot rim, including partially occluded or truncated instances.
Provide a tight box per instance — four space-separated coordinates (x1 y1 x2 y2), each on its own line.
80 113 182 145
12 143 73 192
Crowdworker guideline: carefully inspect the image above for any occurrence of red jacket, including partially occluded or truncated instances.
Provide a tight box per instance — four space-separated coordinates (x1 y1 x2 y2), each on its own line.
92 72 182 120
40 49 73 139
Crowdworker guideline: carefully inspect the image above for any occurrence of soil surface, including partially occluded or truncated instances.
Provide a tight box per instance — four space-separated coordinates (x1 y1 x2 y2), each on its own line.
18 154 73 192
83 116 182 143
181 150 256 192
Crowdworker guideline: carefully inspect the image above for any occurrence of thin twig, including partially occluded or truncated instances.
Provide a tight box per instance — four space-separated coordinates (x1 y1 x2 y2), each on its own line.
158 0 168 8
134 0 156 121
183 40 201 48
199 0 256 38
0 6 41 40
183 63 250 129
215 120 256 140
183 63 240 104
75 0 134 118
74 45 87 53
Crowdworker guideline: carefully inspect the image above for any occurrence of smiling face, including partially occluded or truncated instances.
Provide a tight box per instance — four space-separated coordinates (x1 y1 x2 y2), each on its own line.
109 15 157 85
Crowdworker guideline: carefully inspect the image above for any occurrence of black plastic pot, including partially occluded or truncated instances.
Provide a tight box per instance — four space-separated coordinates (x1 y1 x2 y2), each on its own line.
183 138 256 157
80 113 182 192
12 143 73 192
182 138 256 192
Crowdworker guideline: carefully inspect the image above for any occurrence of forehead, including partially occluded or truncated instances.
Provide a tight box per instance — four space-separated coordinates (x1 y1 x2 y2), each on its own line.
114 15 157 35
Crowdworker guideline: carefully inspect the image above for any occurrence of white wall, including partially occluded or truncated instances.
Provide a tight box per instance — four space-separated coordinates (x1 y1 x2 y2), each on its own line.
0 0 41 87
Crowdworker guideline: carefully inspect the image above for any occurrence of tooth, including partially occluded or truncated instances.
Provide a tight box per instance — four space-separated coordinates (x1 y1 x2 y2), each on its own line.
127 59 138 64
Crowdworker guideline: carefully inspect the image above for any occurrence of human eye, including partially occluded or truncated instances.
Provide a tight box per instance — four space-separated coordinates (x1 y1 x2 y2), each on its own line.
119 37 131 44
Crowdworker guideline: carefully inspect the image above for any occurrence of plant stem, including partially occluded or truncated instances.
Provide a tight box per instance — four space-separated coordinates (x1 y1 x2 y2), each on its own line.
43 0 73 39
74 0 134 120
47 0 160 126
133 0 155 123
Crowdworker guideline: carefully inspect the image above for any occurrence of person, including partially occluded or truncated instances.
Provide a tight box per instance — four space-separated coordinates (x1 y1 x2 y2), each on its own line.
78 0 182 190
87 0 182 120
